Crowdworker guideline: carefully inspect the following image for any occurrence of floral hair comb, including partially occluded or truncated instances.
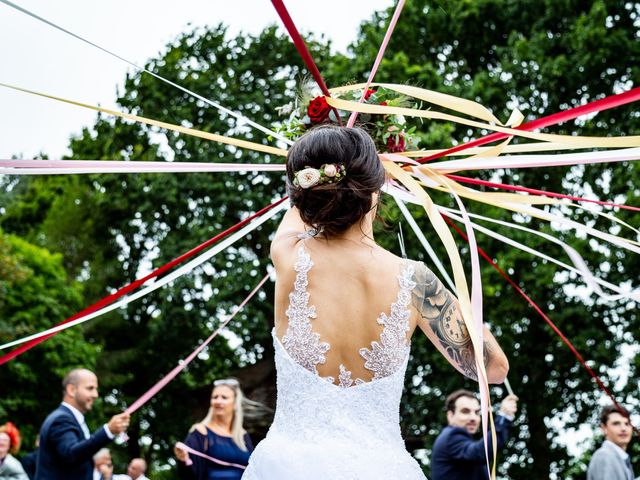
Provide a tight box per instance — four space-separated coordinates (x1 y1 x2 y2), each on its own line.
293 163 346 189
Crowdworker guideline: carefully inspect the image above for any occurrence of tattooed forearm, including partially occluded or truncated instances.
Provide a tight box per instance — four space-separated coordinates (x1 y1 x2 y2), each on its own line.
412 265 494 381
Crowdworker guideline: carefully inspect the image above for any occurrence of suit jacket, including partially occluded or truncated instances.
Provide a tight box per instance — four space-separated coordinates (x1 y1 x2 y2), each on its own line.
431 414 513 480
587 441 635 480
20 448 38 480
34 405 111 480
19 449 38 480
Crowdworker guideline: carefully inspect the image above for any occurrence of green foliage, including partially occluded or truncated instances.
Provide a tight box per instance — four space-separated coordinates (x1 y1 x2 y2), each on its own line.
1 2 638 477
0 229 99 447
343 1 639 478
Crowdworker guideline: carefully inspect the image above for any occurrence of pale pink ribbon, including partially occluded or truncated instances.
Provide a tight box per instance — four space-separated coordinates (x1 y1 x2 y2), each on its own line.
0 159 285 175
384 153 493 476
124 274 270 415
175 441 247 470
346 0 406 128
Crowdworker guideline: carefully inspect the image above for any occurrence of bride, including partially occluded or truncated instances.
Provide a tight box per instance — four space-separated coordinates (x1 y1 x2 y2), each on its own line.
243 125 509 479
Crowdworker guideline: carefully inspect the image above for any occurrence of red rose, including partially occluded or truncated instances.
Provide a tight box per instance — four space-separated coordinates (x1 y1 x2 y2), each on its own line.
386 133 406 153
307 96 332 123
364 89 377 100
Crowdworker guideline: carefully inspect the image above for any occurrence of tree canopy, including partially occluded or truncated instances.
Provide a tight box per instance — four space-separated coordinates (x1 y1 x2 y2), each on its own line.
1 1 638 478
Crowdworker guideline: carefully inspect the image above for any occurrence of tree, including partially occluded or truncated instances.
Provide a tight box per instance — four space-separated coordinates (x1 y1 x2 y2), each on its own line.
338 1 639 478
0 24 334 471
0 229 99 447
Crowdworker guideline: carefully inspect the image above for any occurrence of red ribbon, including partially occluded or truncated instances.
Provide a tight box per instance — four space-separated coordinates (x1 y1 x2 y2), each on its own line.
445 174 640 212
270 0 342 125
444 215 639 435
0 197 287 365
271 0 331 97
419 87 640 163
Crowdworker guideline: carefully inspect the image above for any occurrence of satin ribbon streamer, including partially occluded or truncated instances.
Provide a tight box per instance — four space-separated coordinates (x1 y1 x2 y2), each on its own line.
0 201 286 351
443 215 638 435
0 197 287 363
125 274 269 415
0 0 292 146
175 441 247 469
0 82 287 158
417 86 640 162
346 1 406 128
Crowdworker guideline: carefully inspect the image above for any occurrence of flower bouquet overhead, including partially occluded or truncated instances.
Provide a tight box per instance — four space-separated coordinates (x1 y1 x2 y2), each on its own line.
275 80 420 153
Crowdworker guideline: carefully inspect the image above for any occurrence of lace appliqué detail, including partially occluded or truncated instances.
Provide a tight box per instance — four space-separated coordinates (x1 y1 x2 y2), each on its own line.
336 364 365 388
359 262 415 380
282 247 330 374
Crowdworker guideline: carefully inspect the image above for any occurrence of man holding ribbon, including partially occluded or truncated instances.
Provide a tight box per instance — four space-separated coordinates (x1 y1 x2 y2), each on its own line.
431 389 518 480
35 368 130 480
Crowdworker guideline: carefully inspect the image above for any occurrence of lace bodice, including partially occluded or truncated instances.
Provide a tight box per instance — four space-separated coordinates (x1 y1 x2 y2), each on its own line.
281 246 415 386
243 245 426 479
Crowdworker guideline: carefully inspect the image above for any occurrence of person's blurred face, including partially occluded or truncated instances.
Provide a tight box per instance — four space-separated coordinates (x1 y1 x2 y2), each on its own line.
127 459 147 479
602 412 632 450
0 432 10 459
211 385 236 419
94 451 112 471
447 396 481 435
67 371 99 414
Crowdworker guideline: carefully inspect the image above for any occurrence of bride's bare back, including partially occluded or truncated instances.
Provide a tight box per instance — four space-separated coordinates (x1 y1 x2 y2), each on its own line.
272 206 508 386
273 232 418 384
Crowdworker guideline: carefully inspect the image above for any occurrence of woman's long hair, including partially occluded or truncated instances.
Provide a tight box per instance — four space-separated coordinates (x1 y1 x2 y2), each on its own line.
192 380 267 451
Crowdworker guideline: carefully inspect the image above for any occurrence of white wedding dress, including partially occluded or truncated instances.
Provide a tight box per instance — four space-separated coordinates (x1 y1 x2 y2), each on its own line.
243 246 426 479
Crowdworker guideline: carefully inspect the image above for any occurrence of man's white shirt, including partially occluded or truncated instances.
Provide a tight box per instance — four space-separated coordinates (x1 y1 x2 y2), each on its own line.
61 402 114 440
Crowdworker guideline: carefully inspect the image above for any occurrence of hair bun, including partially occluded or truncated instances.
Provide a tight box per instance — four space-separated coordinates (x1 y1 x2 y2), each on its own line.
286 126 384 236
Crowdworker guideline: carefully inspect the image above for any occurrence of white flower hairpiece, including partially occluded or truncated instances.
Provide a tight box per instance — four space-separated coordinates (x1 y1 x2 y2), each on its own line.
293 163 346 189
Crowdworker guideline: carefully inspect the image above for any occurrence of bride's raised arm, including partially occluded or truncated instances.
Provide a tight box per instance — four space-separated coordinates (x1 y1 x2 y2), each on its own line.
411 263 509 384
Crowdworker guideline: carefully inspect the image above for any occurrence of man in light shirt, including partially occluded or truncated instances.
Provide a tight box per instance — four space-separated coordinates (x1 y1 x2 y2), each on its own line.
35 368 130 480
93 448 113 480
113 458 149 480
587 404 635 480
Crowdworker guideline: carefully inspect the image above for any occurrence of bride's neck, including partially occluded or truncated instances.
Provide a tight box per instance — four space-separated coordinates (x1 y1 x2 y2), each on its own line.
322 214 375 245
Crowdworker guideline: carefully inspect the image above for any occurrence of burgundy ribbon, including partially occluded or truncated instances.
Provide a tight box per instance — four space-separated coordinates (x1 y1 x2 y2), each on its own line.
271 0 331 97
444 215 639 435
0 197 287 365
446 174 640 212
270 0 342 125
419 87 640 163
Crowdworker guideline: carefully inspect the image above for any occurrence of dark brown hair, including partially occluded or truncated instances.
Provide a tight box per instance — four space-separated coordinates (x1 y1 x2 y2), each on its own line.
445 389 478 413
599 404 630 425
286 125 385 236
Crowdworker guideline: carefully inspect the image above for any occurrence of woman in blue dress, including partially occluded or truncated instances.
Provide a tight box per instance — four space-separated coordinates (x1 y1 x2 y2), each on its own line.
175 379 253 480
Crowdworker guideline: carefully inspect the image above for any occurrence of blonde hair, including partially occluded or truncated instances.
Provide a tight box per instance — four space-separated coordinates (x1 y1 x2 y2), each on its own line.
192 379 248 451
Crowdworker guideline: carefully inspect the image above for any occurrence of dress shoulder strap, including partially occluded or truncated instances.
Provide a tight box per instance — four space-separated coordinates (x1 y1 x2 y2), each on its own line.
281 246 332 375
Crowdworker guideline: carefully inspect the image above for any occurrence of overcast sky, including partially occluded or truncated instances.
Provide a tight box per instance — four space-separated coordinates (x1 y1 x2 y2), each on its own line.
0 0 393 159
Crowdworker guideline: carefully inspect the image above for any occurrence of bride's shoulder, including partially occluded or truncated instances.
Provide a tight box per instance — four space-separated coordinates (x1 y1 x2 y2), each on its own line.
271 231 306 268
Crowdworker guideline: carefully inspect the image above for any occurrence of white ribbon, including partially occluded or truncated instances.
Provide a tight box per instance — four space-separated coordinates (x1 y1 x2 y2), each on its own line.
0 200 287 350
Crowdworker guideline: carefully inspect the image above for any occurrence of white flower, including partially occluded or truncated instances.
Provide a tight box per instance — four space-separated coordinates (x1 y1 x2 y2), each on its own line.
323 164 338 178
276 103 293 115
295 168 321 189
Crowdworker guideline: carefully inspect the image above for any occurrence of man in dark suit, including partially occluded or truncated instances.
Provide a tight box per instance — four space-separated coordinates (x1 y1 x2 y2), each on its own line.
19 435 39 479
431 389 518 480
35 368 130 480
587 404 635 480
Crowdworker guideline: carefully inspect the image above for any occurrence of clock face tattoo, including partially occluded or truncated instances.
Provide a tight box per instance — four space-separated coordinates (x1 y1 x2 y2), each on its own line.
441 301 468 346
411 263 492 381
